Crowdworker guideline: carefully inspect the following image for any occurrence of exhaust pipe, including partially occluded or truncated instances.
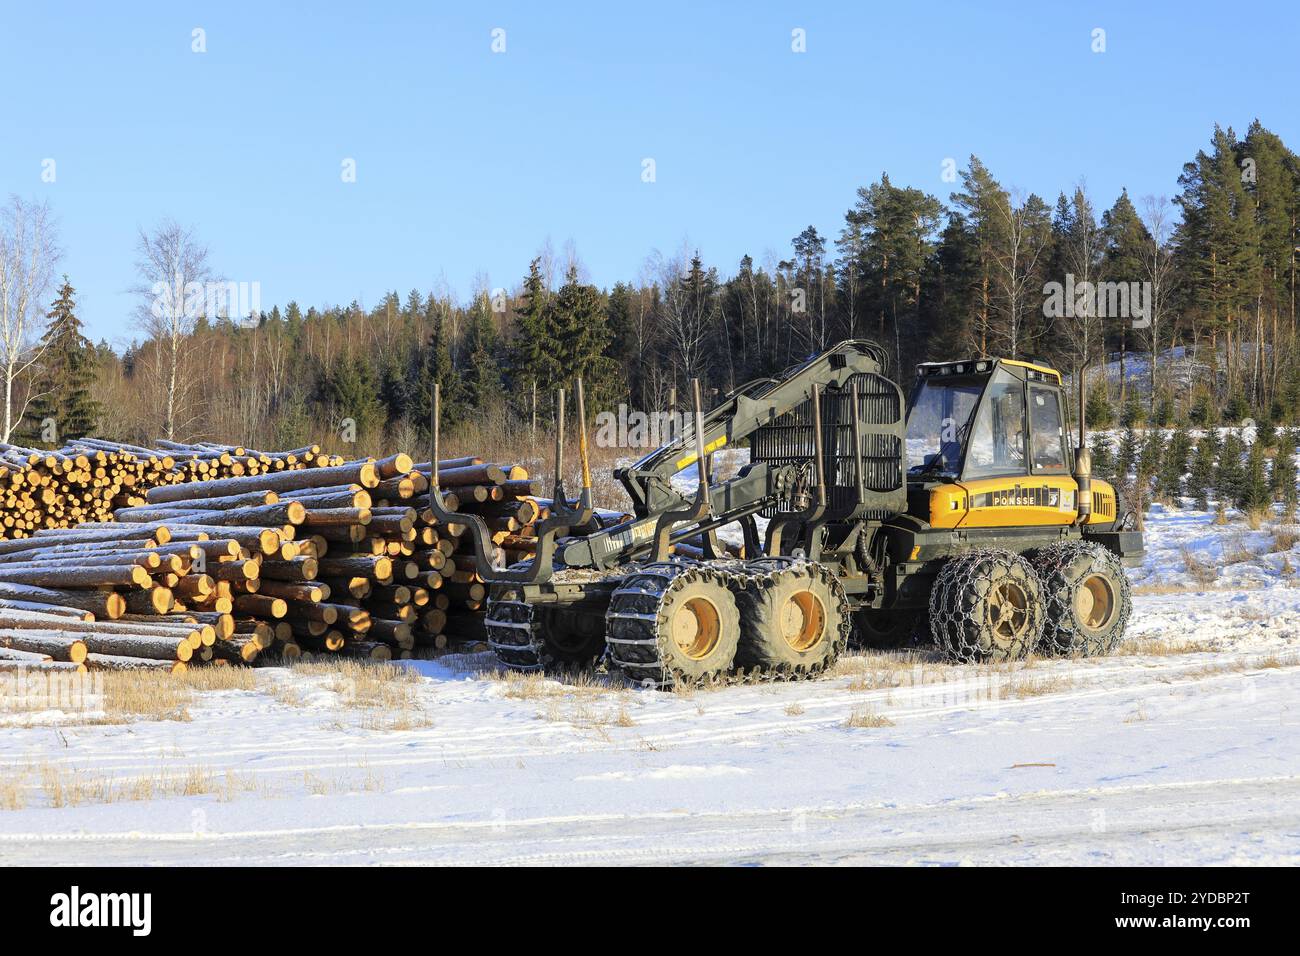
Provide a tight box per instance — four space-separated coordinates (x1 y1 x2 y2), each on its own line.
1073 364 1092 524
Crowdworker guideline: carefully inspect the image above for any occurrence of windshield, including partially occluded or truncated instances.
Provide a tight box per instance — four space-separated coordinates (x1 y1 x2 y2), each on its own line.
964 369 1026 478
905 378 983 476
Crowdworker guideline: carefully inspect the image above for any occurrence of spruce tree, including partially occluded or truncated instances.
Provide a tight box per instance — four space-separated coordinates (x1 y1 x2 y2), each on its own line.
548 266 621 408
1239 440 1270 517
1187 435 1217 511
1085 388 1114 428
1088 432 1114 480
24 277 101 446
463 294 502 412
1255 414 1277 453
1281 427 1300 517
1158 424 1192 502
318 354 385 439
1216 432 1246 507
1120 392 1146 427
511 258 558 396
1138 430 1165 501
418 301 464 427
1116 424 1140 478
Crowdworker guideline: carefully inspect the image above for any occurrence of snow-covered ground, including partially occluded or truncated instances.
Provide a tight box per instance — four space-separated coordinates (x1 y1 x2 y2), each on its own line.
1 504 1298 866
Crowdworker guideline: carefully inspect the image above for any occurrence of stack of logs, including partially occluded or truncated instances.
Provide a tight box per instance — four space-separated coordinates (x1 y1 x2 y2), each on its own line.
0 440 345 538
0 444 546 674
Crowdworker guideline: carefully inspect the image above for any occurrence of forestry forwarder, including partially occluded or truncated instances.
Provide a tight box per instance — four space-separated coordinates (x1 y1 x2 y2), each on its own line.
430 340 1144 689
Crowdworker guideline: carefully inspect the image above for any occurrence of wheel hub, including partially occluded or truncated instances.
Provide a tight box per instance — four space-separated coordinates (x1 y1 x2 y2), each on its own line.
671 596 721 660
987 580 1029 640
780 590 826 651
1076 573 1116 630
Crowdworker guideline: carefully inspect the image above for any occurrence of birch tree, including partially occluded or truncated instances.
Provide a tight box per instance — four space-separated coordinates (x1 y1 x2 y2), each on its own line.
0 197 60 442
990 189 1050 360
1140 195 1178 409
131 220 214 440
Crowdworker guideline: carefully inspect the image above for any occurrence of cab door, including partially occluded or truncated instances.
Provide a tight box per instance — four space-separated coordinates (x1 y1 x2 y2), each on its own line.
943 370 1077 528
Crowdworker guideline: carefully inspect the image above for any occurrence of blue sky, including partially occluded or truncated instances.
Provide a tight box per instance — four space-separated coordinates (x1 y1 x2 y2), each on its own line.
2 1 1296 345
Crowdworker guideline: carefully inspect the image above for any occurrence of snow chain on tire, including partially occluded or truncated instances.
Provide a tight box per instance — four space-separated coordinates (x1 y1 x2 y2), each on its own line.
1029 541 1132 657
930 549 1045 663
485 594 547 671
731 557 850 678
486 599 610 673
605 558 850 690
605 561 742 689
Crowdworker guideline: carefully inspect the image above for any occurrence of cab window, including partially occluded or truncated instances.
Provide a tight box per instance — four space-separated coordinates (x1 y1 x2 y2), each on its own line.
963 369 1025 479
1029 385 1068 474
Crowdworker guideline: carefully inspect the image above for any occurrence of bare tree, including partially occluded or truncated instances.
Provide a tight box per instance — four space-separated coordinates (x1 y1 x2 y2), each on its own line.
990 189 1047 360
131 220 214 440
651 245 712 386
1139 195 1178 411
0 196 60 442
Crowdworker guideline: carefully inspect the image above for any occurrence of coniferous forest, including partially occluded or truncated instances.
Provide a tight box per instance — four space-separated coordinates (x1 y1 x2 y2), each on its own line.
10 120 1300 457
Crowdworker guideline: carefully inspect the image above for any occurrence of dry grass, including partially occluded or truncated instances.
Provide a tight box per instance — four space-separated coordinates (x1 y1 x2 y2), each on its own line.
1246 508 1268 530
0 771 28 811
1000 673 1074 698
784 702 805 716
32 761 225 809
1 666 260 727
1271 525 1300 552
490 669 617 701
1179 546 1219 587
1222 531 1256 565
844 708 894 729
1113 637 1219 656
1179 660 1248 680
274 659 432 731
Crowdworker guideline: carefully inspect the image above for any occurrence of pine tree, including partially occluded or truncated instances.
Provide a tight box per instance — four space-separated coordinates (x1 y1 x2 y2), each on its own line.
24 277 101 446
949 157 1010 357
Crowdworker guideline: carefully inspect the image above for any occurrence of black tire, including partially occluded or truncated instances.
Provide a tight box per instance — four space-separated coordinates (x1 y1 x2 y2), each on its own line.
1030 541 1132 656
930 549 1045 663
534 605 608 669
733 558 849 675
852 608 920 649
